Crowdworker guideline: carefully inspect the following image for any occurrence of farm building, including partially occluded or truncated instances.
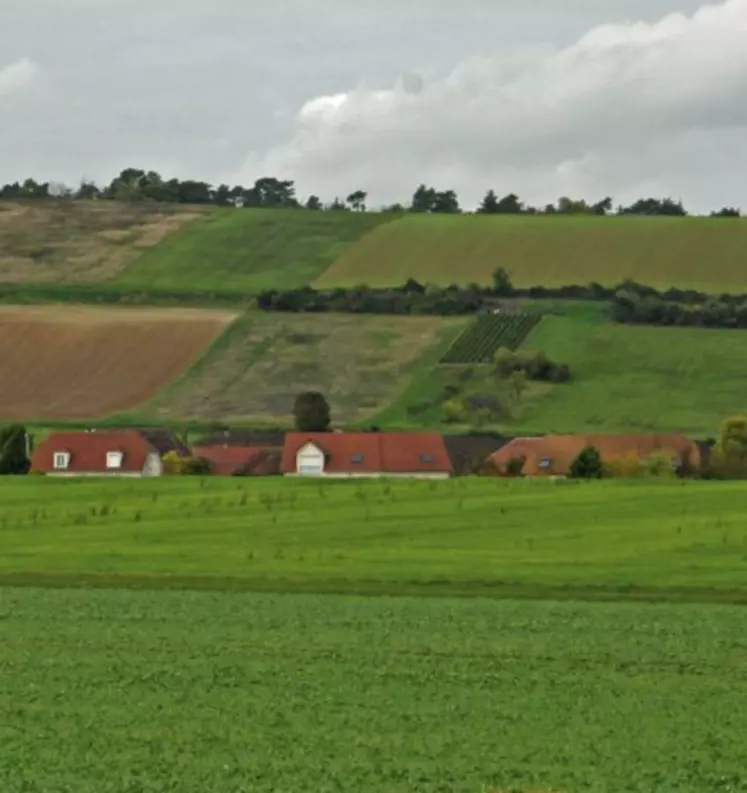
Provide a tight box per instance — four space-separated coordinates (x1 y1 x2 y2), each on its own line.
281 432 453 478
192 445 282 476
31 430 165 477
489 433 701 477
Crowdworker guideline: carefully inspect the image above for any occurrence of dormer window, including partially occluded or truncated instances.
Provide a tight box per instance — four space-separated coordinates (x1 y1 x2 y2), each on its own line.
53 452 70 470
420 454 435 463
106 451 123 469
539 458 552 470
350 454 364 464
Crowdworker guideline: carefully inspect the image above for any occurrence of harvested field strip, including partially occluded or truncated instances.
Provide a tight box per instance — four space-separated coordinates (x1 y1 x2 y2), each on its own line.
440 312 541 363
114 208 395 294
0 200 206 284
136 311 464 424
314 213 747 292
0 305 235 420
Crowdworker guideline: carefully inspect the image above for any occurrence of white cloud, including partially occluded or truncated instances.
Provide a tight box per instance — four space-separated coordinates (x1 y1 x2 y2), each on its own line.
0 58 38 97
236 0 747 212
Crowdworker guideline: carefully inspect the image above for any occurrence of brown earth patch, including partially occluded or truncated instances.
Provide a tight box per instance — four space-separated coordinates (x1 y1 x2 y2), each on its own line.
0 305 236 420
0 200 207 284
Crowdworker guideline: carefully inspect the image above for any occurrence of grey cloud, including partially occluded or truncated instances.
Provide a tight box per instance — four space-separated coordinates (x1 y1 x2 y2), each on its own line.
0 59 38 96
0 0 727 203
237 0 747 212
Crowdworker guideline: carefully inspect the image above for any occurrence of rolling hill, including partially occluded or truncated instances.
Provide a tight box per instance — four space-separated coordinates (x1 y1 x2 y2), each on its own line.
315 214 747 292
129 312 464 425
113 207 395 294
0 200 206 284
380 302 747 436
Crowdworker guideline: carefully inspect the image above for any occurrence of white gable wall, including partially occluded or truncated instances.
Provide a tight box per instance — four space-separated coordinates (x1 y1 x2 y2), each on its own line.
295 443 325 475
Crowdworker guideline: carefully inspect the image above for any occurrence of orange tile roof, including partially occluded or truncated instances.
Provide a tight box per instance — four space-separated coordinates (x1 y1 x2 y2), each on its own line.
491 433 700 476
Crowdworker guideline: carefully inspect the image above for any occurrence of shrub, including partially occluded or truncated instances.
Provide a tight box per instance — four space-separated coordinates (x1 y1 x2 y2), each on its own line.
643 451 678 478
161 450 185 475
604 451 643 478
442 398 469 424
570 445 604 479
183 456 212 476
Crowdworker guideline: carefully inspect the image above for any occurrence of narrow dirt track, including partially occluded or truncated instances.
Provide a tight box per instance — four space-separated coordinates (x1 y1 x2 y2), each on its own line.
0 306 236 420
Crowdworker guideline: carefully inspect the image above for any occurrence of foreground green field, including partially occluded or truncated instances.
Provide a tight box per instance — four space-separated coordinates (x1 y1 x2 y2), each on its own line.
113 207 392 294
315 214 747 292
2 587 745 793
2 478 747 601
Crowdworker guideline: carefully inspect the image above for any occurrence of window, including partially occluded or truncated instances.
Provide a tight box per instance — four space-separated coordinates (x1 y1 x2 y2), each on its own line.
299 462 323 475
350 454 365 464
106 451 123 469
538 458 552 470
420 454 435 463
53 452 70 470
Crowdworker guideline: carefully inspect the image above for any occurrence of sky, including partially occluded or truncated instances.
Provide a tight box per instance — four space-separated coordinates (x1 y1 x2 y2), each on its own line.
1 0 745 211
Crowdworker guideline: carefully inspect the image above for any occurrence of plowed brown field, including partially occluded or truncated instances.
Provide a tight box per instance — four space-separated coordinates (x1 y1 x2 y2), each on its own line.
0 306 235 420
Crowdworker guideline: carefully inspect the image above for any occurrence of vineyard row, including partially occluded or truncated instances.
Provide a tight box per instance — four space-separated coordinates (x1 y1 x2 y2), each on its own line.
440 313 542 364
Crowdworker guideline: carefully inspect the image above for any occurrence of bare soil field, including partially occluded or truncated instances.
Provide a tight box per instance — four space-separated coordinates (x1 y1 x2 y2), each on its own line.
141 312 464 424
0 306 235 420
0 201 206 283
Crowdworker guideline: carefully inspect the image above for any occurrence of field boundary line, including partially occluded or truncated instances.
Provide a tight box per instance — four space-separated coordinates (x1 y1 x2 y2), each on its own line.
2 573 746 605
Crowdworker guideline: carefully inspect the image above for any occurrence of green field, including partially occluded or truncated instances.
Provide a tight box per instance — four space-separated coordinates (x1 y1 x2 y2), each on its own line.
2 586 746 793
113 208 392 294
2 477 747 601
315 214 747 292
380 302 747 435
511 308 747 435
4 478 747 792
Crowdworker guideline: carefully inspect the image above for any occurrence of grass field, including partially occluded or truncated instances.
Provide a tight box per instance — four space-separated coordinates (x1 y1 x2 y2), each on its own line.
315 214 747 292
380 301 747 435
128 311 463 425
509 307 747 435
2 477 747 600
114 208 393 294
0 305 234 421
2 587 746 793
0 200 206 284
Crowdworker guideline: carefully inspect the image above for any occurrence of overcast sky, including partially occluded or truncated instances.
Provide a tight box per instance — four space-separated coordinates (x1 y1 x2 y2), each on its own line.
2 0 745 211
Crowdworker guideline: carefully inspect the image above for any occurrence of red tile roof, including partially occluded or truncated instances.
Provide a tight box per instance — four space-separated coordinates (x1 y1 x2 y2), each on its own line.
281 432 453 475
31 431 156 474
192 445 281 476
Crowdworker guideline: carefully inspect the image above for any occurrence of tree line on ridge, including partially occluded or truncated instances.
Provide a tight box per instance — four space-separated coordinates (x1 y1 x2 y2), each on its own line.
0 169 741 217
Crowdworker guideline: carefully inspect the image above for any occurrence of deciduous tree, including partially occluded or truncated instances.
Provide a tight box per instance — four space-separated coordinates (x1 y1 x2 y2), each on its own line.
293 392 332 432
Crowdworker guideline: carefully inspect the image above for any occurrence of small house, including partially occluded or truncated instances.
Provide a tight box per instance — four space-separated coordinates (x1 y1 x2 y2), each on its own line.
489 433 701 476
31 430 165 477
281 432 453 478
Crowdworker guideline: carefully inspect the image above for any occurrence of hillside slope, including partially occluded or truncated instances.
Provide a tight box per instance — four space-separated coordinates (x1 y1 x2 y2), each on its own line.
0 200 206 284
379 302 747 436
315 214 747 292
129 311 464 425
114 208 394 294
